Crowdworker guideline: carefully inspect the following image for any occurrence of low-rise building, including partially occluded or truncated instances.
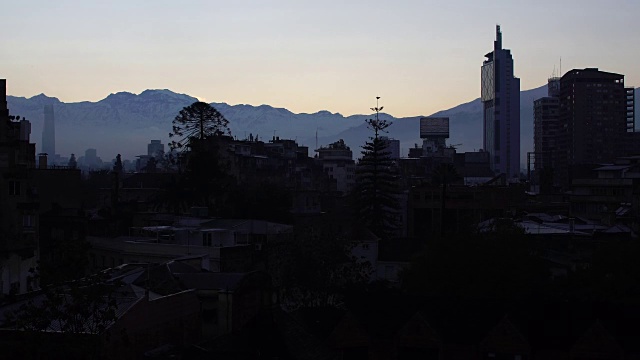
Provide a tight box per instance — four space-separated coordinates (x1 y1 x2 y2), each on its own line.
315 139 356 194
88 216 293 272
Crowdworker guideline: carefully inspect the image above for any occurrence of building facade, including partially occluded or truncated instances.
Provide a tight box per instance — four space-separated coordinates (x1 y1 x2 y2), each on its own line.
556 68 630 186
533 77 561 191
0 79 39 296
147 139 164 157
481 25 521 179
380 136 400 160
419 117 450 157
315 139 356 194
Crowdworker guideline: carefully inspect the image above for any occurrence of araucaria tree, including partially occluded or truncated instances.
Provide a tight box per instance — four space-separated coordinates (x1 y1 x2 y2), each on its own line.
354 97 400 238
165 101 232 212
168 101 230 152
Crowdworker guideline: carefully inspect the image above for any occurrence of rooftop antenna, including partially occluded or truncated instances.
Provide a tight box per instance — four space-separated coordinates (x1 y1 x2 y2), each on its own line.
315 127 318 150
560 57 562 77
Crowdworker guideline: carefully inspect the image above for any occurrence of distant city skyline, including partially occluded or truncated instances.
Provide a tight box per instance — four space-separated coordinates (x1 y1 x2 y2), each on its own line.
1 0 639 118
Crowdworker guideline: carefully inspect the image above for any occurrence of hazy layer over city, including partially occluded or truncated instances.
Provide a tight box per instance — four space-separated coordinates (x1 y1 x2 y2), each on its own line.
2 0 638 117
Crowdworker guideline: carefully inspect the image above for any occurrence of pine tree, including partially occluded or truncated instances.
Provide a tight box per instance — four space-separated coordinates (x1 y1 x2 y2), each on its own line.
354 97 401 238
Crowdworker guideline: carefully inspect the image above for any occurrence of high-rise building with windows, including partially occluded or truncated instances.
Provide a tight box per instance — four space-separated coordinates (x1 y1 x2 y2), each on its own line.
148 140 164 158
556 68 631 185
481 25 520 178
532 77 561 191
0 79 39 296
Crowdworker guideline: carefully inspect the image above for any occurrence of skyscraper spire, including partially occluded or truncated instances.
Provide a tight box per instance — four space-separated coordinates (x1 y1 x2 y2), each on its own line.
481 26 521 179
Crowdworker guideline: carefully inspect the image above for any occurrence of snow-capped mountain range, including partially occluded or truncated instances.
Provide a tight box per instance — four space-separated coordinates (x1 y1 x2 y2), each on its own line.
10 85 626 165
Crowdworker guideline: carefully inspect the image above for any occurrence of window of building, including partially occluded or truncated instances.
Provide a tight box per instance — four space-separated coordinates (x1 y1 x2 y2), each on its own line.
203 232 212 247
22 214 34 228
8 181 20 196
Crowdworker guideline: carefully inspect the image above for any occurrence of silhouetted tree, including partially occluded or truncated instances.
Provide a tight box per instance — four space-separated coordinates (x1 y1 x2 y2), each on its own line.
68 153 77 168
143 156 157 173
113 154 123 173
168 101 230 152
6 270 122 358
272 223 370 309
37 224 91 286
353 97 400 239
156 151 179 173
12 271 119 333
162 102 234 213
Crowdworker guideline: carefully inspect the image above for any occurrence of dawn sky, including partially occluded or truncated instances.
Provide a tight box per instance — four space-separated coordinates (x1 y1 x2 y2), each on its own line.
2 0 638 118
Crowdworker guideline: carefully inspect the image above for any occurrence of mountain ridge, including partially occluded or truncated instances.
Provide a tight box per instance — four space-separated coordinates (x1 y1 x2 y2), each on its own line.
6 84 596 165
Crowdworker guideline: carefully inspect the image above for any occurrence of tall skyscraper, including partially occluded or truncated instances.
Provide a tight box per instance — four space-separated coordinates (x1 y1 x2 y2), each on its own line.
556 68 630 185
533 77 561 192
148 140 164 157
42 105 55 156
481 25 521 178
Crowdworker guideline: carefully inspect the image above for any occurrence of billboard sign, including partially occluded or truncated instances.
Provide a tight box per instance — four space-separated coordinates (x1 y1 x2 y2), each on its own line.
420 117 449 138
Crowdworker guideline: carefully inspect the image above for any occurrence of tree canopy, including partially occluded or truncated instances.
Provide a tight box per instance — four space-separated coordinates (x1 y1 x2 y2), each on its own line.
168 101 230 152
353 98 401 239
10 271 120 334
271 222 370 309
